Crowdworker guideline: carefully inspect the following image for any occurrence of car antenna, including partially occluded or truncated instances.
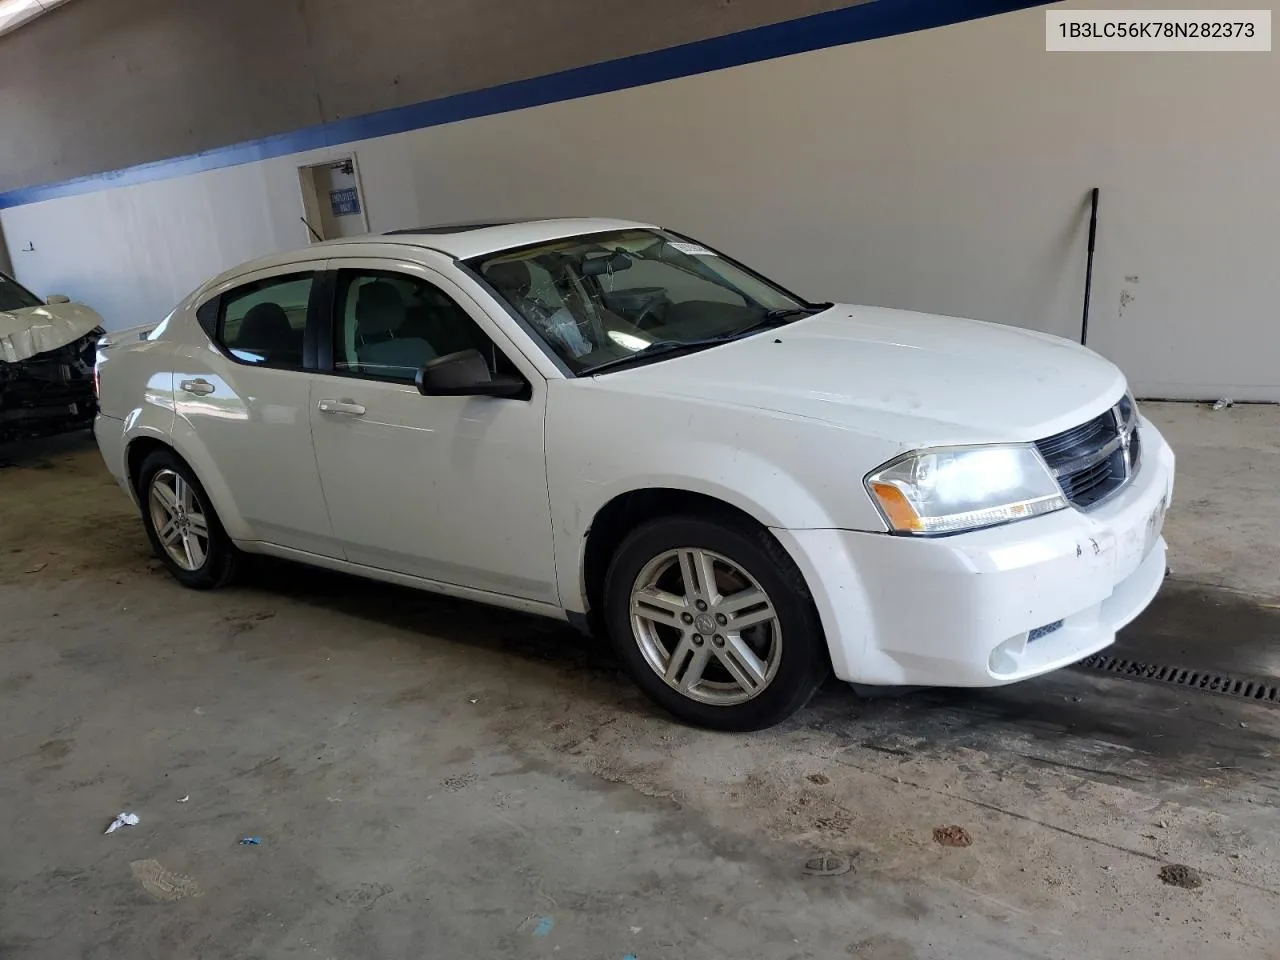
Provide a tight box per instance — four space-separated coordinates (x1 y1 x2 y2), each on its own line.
1079 187 1099 346
300 216 324 244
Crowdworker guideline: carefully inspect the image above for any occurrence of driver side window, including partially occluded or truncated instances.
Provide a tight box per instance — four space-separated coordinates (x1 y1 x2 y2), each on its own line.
332 269 504 383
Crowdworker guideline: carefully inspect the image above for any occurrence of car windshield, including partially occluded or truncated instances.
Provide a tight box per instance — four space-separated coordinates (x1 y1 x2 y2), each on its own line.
0 272 42 312
469 229 811 375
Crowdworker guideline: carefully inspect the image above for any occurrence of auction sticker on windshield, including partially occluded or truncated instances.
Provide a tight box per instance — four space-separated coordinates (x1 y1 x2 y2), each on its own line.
669 242 714 256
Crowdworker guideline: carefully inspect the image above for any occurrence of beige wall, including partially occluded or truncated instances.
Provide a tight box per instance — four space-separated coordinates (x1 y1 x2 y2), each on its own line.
2 1 1276 399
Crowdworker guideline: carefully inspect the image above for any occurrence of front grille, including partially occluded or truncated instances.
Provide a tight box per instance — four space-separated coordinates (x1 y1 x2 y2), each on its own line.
1035 400 1140 509
1035 412 1114 462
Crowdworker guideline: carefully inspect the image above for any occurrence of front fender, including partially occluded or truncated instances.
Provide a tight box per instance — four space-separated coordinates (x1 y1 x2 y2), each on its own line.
553 449 831 615
546 382 898 614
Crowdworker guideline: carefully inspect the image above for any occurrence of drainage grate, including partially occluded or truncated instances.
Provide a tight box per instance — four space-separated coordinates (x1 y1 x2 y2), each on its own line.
1076 654 1280 704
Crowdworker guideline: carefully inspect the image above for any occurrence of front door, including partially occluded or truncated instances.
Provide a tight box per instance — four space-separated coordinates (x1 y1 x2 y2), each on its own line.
307 259 558 604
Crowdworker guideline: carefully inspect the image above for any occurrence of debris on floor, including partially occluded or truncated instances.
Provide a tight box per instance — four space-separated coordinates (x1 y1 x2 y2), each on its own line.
518 915 555 937
806 773 830 785
1159 864 1204 889
239 836 262 846
130 859 202 901
932 825 972 847
1212 398 1235 410
225 612 276 634
177 795 189 803
104 812 139 834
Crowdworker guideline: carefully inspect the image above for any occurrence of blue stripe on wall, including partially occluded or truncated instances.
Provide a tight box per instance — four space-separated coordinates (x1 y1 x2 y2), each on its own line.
0 0 1049 210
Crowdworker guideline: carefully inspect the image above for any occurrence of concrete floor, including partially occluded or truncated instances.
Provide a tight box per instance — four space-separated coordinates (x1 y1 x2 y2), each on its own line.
1 402 1278 959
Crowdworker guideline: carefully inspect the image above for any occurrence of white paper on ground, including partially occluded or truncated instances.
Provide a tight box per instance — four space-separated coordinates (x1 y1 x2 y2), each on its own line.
105 812 140 834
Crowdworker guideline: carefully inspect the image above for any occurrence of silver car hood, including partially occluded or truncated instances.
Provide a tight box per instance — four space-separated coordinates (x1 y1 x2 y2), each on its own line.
0 303 104 363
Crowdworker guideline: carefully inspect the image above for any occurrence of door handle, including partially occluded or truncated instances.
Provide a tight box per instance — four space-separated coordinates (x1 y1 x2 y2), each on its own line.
179 378 215 396
317 398 366 417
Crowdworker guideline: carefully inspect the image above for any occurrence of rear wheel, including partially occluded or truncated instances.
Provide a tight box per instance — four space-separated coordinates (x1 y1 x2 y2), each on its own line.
137 449 239 589
603 515 829 730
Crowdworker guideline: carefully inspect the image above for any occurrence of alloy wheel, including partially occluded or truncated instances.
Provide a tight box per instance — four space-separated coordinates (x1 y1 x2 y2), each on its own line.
629 547 782 705
148 468 210 572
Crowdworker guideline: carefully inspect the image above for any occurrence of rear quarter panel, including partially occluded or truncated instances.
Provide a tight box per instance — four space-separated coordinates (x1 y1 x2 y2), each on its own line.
94 312 184 484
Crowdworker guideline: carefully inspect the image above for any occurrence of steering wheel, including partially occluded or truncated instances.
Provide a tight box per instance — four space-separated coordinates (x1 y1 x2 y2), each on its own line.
632 290 669 331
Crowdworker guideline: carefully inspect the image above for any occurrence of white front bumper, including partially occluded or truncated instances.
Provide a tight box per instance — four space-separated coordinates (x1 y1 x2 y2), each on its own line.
776 417 1176 687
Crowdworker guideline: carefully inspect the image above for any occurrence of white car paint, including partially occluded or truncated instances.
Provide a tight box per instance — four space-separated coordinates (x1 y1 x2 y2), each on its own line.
94 218 1174 695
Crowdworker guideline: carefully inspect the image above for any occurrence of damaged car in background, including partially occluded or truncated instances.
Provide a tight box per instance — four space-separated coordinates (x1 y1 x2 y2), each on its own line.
0 270 105 442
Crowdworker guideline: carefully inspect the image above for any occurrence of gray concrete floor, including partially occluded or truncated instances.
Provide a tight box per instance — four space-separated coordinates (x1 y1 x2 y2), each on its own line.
1 401 1278 960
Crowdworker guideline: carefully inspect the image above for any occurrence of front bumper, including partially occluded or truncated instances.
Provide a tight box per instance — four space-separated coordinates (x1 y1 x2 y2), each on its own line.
776 417 1175 687
0 382 96 440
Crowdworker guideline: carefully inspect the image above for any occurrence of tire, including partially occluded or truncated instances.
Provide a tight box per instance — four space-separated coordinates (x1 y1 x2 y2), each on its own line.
136 448 240 589
603 514 829 731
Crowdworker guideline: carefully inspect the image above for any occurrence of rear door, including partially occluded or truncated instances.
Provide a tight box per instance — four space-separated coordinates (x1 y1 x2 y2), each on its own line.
170 262 339 556
306 256 558 604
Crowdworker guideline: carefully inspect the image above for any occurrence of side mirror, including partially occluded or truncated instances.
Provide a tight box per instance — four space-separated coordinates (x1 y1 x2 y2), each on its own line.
415 349 525 398
46 294 71 305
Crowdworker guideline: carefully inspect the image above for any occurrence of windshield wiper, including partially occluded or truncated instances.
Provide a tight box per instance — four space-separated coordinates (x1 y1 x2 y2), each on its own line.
583 303 834 377
764 301 833 322
583 337 737 376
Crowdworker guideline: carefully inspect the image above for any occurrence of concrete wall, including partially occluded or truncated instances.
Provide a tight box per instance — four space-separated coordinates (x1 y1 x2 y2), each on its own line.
0 0 861 194
2 0 1277 400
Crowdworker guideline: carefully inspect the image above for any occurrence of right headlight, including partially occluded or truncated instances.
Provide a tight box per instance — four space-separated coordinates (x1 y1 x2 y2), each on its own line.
865 445 1067 535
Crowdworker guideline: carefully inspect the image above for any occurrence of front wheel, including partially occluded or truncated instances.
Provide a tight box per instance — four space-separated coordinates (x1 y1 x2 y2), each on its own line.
137 449 240 589
603 515 829 731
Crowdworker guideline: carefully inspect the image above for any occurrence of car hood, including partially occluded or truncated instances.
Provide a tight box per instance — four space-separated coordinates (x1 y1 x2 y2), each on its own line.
602 306 1126 446
0 303 105 363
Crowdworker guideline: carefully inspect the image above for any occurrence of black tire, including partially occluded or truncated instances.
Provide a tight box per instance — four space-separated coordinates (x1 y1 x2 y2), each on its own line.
136 448 240 589
603 514 829 731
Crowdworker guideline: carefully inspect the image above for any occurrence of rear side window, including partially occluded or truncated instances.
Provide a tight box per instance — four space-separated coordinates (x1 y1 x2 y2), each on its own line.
217 274 313 367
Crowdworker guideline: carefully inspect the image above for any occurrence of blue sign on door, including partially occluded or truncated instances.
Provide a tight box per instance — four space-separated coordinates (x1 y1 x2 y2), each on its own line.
329 187 361 217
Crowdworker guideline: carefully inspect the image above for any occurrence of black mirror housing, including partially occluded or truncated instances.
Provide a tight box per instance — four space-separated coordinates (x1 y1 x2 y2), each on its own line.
415 349 525 398
580 251 632 277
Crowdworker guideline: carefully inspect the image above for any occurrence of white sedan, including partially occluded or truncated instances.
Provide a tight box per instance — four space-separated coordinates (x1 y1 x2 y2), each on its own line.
95 218 1174 730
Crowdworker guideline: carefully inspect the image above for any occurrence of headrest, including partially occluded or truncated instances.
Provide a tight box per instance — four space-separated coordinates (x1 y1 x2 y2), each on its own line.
240 302 291 340
485 260 532 298
355 281 405 336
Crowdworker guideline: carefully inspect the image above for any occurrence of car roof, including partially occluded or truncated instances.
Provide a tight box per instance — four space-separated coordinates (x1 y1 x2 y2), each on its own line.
378 217 655 259
197 218 657 300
